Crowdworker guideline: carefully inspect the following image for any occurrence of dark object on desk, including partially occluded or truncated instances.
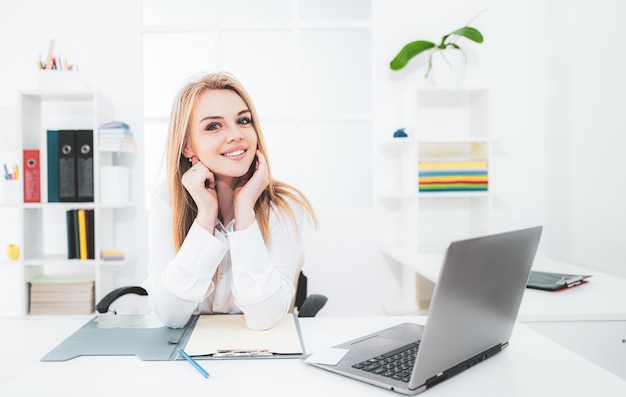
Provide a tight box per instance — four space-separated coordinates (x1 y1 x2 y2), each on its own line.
527 271 592 291
96 271 327 318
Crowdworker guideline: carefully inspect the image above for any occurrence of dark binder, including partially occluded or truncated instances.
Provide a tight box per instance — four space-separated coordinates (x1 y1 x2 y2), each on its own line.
47 130 60 202
76 130 94 202
66 209 79 259
527 271 592 291
58 130 76 202
85 209 95 259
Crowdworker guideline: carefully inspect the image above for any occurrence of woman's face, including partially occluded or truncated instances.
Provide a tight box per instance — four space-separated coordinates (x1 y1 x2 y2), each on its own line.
184 89 258 178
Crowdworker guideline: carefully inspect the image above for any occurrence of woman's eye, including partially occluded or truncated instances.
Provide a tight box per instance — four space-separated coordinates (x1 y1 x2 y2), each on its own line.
238 117 252 125
206 122 220 131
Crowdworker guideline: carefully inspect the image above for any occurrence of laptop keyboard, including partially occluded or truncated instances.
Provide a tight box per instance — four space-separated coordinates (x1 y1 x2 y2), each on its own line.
351 341 420 382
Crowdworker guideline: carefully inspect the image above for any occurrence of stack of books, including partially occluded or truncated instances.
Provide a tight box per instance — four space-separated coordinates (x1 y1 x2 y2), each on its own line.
29 274 95 315
419 161 488 192
98 121 135 152
66 209 95 260
101 249 125 262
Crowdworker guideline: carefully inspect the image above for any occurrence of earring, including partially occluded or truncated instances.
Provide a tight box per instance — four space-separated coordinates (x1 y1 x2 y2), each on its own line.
188 157 192 163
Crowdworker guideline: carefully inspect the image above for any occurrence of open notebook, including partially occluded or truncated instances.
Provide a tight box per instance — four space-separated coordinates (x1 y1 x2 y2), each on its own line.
185 313 304 358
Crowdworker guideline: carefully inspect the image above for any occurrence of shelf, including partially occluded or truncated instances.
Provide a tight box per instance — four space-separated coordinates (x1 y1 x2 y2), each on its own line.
381 244 444 284
381 191 490 201
378 87 492 315
0 89 134 317
21 255 129 268
23 254 97 268
20 90 97 101
22 202 97 210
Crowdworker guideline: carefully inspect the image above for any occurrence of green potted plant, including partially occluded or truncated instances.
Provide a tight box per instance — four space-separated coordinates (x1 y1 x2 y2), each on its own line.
389 24 484 80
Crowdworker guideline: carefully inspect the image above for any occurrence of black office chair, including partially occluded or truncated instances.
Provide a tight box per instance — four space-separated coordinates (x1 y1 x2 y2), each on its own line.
96 271 327 318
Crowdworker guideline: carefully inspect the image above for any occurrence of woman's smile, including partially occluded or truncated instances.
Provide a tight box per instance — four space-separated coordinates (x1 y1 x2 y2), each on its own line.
222 146 247 159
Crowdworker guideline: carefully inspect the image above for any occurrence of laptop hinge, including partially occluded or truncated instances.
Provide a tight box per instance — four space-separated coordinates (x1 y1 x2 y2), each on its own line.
424 344 504 388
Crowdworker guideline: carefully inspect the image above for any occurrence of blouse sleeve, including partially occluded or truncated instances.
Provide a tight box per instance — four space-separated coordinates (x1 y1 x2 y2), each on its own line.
142 181 228 328
227 204 304 330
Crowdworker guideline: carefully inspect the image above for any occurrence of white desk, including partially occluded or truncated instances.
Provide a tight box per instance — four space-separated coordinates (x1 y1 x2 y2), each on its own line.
391 254 626 321
1 315 625 396
519 257 626 321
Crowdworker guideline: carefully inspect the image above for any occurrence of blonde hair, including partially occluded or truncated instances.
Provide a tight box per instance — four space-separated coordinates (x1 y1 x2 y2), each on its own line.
166 72 317 251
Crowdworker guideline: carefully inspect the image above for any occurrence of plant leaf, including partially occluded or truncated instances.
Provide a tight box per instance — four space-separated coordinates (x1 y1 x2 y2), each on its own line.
447 27 484 44
390 40 436 71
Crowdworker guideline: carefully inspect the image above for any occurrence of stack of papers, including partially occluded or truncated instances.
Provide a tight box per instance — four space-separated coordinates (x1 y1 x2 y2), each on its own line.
29 274 95 314
98 121 135 152
419 161 488 192
185 314 304 358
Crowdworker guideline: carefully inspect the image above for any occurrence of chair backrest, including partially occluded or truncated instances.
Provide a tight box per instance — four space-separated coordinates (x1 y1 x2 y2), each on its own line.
289 251 306 313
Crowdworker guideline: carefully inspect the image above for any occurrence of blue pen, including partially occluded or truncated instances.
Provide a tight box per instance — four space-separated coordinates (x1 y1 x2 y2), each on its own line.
178 348 210 379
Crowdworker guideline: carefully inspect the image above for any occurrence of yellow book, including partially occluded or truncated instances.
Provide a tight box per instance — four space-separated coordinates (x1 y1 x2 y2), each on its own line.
418 161 488 170
77 209 88 260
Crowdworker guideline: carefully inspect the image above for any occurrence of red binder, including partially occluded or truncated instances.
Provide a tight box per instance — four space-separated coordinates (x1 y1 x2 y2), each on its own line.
23 149 41 203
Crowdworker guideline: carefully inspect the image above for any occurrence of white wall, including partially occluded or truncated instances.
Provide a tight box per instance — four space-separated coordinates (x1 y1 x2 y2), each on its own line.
544 0 626 277
0 0 623 317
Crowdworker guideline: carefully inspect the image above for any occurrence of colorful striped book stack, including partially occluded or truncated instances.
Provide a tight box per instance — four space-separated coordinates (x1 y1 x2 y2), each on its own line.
419 161 488 192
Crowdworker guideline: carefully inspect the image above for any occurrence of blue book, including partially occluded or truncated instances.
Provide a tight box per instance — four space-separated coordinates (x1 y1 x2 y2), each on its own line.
46 129 60 202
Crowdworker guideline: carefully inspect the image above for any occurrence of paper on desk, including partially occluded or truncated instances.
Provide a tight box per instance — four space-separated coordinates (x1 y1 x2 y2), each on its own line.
184 313 303 356
304 348 349 365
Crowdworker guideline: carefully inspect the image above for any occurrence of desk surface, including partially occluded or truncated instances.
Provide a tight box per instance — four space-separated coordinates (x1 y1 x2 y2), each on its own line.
1 315 624 396
411 254 626 321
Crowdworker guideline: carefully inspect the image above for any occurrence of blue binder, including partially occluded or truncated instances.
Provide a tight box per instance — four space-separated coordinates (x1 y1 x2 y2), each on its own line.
46 129 59 202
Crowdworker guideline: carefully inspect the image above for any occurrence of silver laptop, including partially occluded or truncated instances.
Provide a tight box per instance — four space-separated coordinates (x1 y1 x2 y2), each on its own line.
308 226 542 395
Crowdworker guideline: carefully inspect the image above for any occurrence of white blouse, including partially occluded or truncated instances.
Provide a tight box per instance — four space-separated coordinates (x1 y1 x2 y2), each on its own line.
142 180 304 330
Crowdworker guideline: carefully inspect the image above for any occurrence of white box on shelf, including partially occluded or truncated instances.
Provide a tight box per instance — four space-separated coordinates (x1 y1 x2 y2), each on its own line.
100 166 130 204
0 180 21 205
37 71 85 91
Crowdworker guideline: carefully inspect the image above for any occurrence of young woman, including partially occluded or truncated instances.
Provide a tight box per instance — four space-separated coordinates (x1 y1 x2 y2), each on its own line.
143 72 317 330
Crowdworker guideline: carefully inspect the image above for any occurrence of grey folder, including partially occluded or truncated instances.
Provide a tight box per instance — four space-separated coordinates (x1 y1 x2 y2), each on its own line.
41 314 196 362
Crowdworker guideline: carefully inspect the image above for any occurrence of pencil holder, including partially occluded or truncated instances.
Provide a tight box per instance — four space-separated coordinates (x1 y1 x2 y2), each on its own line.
1 179 21 205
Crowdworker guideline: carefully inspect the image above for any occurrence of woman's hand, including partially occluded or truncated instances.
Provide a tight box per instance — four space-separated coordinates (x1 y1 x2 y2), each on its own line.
234 150 269 230
181 157 218 231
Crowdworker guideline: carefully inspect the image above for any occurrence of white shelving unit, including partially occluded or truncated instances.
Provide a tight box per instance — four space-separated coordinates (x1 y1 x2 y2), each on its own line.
380 87 492 314
0 90 133 316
